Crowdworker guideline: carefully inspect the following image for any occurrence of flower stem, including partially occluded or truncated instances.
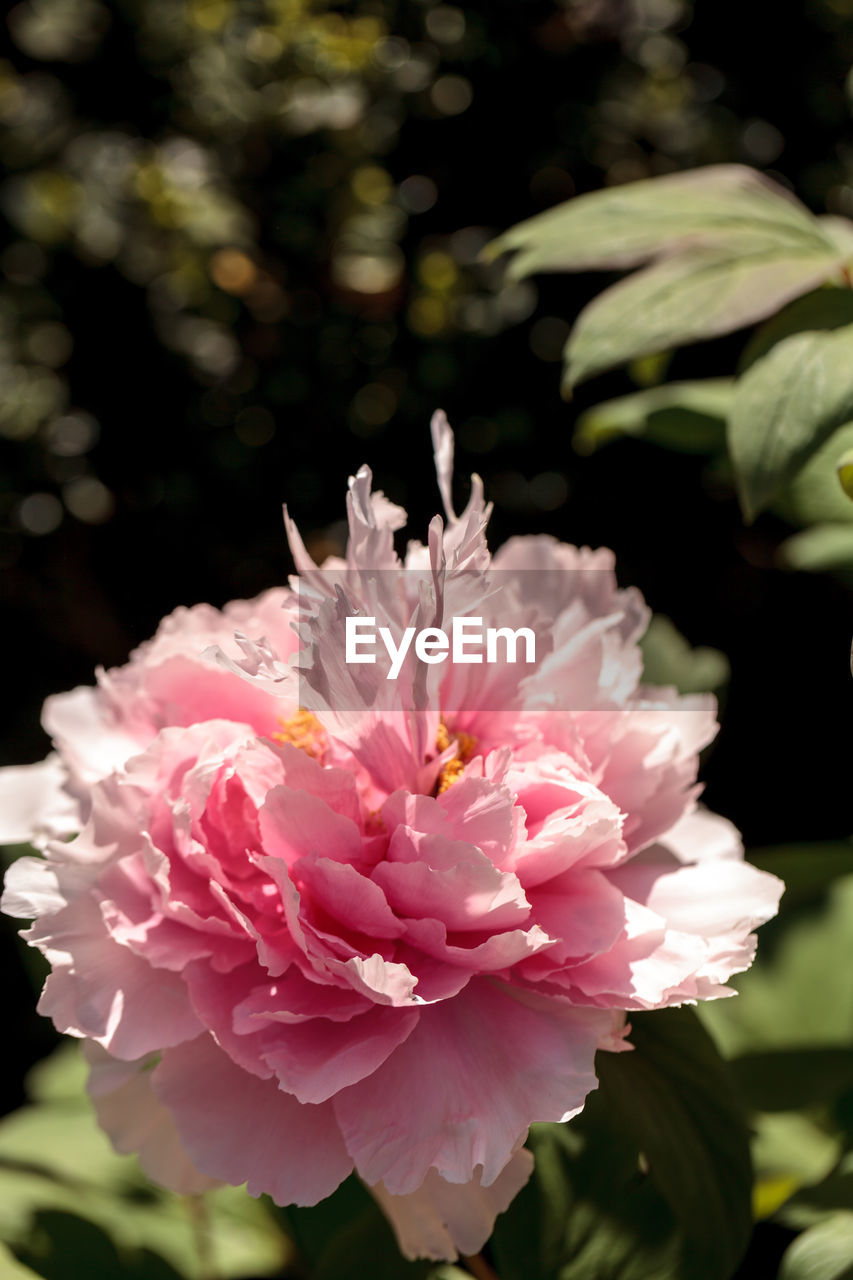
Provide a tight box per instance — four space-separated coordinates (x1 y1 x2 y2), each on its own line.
185 1194 218 1280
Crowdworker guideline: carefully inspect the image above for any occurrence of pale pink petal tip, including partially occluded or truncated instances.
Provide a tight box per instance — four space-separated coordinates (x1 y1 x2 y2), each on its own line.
371 1148 535 1261
84 1042 218 1195
0 755 78 846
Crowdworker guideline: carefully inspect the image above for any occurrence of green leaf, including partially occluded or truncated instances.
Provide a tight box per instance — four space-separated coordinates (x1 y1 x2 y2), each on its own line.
11 1210 184 1280
492 1008 751 1280
640 614 730 695
782 1151 853 1230
779 524 853 572
753 1114 841 1194
0 1241 43 1279
733 1050 853 1113
489 164 829 278
278 1177 433 1280
779 1212 853 1280
751 1114 842 1221
739 285 853 371
491 1112 680 1280
728 323 853 519
574 379 733 455
26 1041 89 1104
598 1009 752 1279
566 246 843 389
819 214 853 262
780 420 853 526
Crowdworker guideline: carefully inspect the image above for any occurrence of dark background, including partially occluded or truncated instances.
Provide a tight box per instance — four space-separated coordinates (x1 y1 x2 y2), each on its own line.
1 2 852 1231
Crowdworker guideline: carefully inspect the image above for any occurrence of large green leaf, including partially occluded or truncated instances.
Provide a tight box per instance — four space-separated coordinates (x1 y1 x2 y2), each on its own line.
779 1213 853 1280
733 1050 853 1114
566 246 843 388
574 379 732 456
491 1110 681 1280
491 1008 751 1280
739 285 853 371
598 1009 752 1279
489 165 830 278
490 167 853 392
728 323 853 519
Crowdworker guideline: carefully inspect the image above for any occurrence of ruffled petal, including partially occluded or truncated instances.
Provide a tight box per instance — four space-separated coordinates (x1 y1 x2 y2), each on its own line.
84 1042 217 1194
334 978 606 1193
371 1147 535 1261
0 756 79 846
153 1033 354 1204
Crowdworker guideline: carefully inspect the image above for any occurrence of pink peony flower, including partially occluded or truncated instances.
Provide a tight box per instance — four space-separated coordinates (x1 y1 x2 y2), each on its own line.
1 412 782 1261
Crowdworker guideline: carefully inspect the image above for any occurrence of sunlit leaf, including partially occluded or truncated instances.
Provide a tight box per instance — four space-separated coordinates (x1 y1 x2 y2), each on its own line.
0 1240 42 1279
490 165 828 278
640 614 730 694
753 1113 841 1186
778 420 853 526
574 379 732 455
779 524 853 572
728 323 853 519
566 247 843 389
819 214 853 261
779 1212 853 1280
782 1152 853 1231
752 1114 841 1216
739 286 853 371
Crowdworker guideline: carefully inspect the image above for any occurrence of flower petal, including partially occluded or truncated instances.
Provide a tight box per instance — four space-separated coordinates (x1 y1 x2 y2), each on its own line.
84 1042 217 1195
0 756 79 846
334 977 605 1193
371 1147 535 1261
154 1033 354 1204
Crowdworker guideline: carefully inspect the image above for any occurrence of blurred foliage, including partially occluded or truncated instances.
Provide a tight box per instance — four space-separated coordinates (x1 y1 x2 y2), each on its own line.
0 1042 290 1278
4 0 853 556
697 843 853 1279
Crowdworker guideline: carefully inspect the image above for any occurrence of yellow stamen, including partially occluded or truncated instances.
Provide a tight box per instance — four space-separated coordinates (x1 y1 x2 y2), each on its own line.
435 720 477 794
437 757 466 794
273 708 326 761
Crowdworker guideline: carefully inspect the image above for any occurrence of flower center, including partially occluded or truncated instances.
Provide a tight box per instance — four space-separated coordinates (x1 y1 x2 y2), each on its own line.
273 708 326 761
435 720 477 794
